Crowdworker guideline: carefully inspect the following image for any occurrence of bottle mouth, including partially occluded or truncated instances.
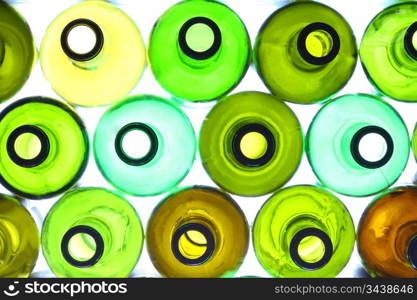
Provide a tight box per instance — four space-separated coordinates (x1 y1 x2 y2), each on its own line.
297 22 340 65
407 235 417 270
404 22 417 60
114 122 159 166
61 225 104 268
232 123 275 167
61 18 104 62
350 125 394 169
289 227 333 270
178 16 222 60
7 125 50 168
171 223 215 266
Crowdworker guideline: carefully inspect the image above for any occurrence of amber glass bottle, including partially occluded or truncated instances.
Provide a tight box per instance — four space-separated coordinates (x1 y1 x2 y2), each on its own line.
358 186 417 277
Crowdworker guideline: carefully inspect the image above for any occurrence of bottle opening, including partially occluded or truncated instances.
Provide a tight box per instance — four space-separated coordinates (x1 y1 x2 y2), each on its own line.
178 17 221 60
232 123 275 167
404 22 417 60
290 227 333 270
171 223 215 266
297 22 340 65
7 125 50 168
408 235 417 270
350 125 394 169
240 131 268 160
115 122 159 166
297 235 326 264
61 19 104 62
61 225 104 268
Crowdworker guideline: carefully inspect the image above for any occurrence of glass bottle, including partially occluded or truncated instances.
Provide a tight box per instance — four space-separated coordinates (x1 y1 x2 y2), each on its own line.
254 1 357 104
253 185 355 277
40 0 146 106
0 97 88 199
307 94 409 197
358 186 417 277
42 188 144 277
94 95 196 196
200 91 303 196
147 186 249 277
360 3 417 102
149 0 251 102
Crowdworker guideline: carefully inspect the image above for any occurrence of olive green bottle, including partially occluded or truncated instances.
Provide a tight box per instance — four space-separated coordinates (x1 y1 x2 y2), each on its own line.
200 92 303 196
0 97 88 199
147 186 249 278
94 95 196 196
0 194 39 277
254 2 357 104
358 186 417 277
42 188 144 278
149 0 251 102
253 185 355 278
307 94 409 197
0 1 36 102
360 3 417 102
40 0 146 106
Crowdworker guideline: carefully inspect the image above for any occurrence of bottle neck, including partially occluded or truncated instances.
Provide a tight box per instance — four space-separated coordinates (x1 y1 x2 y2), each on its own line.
171 220 216 266
177 16 222 68
395 221 417 270
289 22 340 71
286 217 333 270
61 18 104 70
340 123 393 170
61 218 109 268
391 23 417 72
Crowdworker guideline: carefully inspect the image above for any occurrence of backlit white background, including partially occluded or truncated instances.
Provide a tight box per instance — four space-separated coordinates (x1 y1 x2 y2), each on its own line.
4 0 417 278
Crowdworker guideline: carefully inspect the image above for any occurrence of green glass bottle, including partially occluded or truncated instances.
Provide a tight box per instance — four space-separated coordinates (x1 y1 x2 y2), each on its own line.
40 0 146 106
360 3 417 102
149 0 251 102
94 95 196 196
253 185 355 278
254 2 357 104
147 186 249 278
358 186 417 277
0 97 88 199
307 94 409 197
0 1 36 102
0 194 39 277
42 188 144 278
200 92 303 196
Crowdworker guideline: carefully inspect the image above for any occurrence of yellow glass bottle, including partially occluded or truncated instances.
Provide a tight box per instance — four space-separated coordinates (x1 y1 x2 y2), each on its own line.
147 186 249 278
40 0 146 106
0 194 39 277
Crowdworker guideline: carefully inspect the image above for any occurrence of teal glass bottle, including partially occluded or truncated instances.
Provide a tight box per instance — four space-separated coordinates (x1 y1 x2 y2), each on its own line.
360 3 417 102
0 1 36 102
358 186 417 277
0 194 39 277
42 188 144 278
94 95 196 196
254 1 357 104
147 186 249 278
253 185 355 278
306 94 409 197
0 97 88 199
200 91 303 196
149 0 251 102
